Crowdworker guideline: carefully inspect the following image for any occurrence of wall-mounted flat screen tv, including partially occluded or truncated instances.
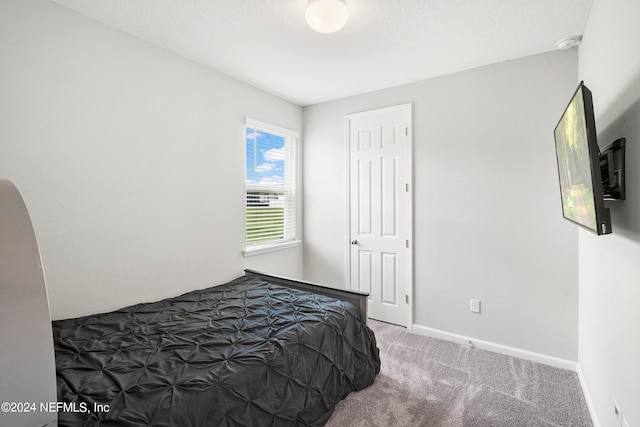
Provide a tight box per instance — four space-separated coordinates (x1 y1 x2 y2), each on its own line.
554 82 611 235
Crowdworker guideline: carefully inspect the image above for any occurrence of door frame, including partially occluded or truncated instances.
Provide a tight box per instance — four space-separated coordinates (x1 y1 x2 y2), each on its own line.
344 103 414 330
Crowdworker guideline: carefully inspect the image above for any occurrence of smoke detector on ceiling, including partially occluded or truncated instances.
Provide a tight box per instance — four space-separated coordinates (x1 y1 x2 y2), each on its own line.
556 36 582 50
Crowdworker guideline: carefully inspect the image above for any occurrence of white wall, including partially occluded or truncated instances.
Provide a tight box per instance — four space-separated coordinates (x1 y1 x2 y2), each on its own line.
303 50 580 360
578 0 640 425
0 0 303 320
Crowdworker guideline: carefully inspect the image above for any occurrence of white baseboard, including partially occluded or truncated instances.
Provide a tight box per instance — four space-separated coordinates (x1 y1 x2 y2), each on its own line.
576 364 601 427
410 323 578 371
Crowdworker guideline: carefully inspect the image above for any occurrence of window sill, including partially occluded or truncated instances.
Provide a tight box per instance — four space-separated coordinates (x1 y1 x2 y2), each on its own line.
243 240 302 257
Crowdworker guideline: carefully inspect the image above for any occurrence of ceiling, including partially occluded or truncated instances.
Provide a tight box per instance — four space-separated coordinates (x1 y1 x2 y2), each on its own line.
52 0 594 106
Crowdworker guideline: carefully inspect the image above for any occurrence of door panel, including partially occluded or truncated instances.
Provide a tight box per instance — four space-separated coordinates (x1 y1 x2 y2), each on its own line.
358 129 372 151
381 125 397 148
348 104 412 327
381 156 397 237
381 252 398 304
358 158 372 235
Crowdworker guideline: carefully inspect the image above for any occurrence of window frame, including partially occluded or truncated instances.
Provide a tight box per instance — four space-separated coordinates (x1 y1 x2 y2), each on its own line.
243 118 300 257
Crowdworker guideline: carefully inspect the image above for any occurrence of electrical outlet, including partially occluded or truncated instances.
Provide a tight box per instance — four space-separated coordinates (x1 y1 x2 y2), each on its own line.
470 299 481 313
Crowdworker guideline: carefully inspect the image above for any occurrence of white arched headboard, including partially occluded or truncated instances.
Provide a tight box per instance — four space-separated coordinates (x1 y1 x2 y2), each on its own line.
0 179 57 427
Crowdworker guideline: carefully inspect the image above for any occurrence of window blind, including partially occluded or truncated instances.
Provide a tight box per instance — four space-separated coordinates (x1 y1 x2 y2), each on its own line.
245 120 297 246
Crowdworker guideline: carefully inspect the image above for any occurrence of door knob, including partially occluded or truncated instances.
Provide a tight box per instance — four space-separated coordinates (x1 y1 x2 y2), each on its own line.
351 239 358 245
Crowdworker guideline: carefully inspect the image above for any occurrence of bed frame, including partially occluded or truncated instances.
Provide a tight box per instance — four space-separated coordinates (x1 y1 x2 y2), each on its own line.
244 269 369 320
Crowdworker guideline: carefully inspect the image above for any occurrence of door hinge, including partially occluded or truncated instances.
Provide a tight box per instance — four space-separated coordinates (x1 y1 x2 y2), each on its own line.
405 294 409 304
405 127 408 136
405 239 409 248
405 183 409 192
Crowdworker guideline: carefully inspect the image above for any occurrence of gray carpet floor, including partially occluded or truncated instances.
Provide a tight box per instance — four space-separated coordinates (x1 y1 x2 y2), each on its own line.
326 320 592 427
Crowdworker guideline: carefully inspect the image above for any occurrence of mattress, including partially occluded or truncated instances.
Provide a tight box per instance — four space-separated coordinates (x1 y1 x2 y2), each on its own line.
52 275 380 426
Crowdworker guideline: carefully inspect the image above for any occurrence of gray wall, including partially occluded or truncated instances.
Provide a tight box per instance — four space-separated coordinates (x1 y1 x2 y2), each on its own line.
0 0 303 321
303 49 580 360
578 0 640 425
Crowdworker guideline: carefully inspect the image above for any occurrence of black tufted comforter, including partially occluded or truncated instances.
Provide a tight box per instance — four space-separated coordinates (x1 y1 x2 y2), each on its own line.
52 275 380 426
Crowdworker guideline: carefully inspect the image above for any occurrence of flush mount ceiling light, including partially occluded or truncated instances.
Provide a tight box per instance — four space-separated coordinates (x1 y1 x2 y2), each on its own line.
305 0 349 34
556 36 582 50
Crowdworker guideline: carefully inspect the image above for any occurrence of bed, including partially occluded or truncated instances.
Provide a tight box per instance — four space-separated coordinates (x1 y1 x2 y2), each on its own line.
52 270 380 426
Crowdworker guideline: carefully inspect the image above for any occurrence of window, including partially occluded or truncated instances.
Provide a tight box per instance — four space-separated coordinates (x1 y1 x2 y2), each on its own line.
244 119 298 253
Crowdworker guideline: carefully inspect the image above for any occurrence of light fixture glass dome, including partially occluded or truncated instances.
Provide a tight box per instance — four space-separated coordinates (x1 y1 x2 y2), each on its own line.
305 0 349 34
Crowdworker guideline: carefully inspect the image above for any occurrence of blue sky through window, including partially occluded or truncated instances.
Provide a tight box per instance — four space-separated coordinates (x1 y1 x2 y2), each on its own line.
246 127 286 186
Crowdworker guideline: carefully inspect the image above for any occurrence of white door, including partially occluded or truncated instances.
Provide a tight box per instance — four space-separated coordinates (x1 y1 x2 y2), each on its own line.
347 104 412 327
